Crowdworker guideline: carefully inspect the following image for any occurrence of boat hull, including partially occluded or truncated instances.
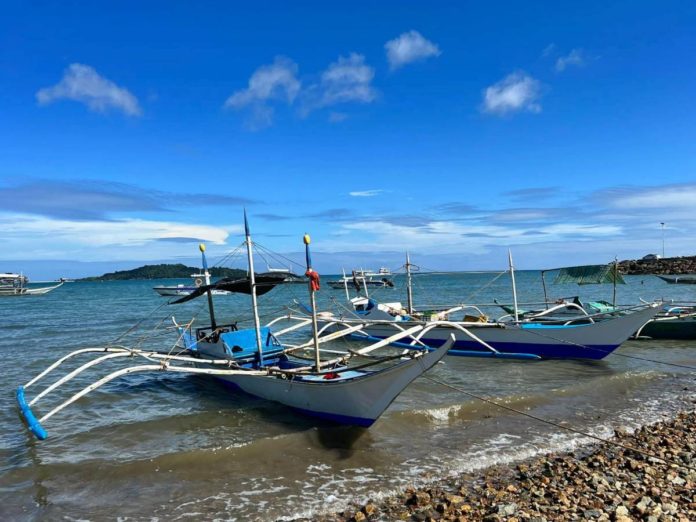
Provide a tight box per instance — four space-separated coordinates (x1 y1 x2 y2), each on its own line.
212 344 446 426
638 316 696 340
332 305 659 360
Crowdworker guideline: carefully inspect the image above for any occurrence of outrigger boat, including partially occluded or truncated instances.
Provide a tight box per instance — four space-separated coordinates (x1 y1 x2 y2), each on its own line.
656 274 696 285
0 273 64 296
494 264 696 340
311 253 659 360
17 215 453 440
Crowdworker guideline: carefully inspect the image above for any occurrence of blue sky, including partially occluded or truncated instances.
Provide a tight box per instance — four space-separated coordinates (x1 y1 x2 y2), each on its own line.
2 2 696 278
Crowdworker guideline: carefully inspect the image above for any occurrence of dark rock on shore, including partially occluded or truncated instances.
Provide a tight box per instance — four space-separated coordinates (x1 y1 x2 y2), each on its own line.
618 256 696 275
291 410 696 522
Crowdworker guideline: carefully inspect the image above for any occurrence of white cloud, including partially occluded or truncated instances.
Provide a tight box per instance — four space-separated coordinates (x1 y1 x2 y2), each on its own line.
301 53 377 115
36 63 141 116
224 56 300 108
482 72 542 115
0 214 231 249
385 30 441 70
349 189 383 197
555 49 585 71
607 185 696 209
319 53 376 106
224 56 300 129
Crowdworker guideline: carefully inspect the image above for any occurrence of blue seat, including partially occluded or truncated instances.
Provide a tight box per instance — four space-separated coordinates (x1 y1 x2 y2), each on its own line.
219 327 283 358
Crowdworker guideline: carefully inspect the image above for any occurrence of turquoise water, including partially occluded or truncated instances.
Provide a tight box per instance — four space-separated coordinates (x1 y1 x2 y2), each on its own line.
0 272 694 520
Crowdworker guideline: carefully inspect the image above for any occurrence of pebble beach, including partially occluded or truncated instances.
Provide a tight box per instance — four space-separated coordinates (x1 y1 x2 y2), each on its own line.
304 406 696 522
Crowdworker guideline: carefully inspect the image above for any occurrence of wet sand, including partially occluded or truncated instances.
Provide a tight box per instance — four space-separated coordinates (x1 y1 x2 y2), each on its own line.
300 406 696 522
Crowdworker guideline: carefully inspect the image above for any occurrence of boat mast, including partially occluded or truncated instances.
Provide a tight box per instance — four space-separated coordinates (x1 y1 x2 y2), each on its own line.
342 268 349 301
244 211 264 364
508 249 519 322
541 269 549 309
405 252 414 315
612 257 618 307
200 243 217 330
303 234 321 371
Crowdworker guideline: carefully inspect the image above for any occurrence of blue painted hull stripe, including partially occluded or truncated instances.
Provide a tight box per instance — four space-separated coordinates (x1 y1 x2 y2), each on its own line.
349 333 617 360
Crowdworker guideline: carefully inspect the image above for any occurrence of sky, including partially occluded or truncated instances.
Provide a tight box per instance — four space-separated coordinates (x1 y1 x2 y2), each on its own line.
2 1 696 279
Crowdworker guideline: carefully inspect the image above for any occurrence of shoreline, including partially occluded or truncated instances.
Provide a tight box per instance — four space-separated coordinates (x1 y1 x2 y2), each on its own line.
296 407 695 522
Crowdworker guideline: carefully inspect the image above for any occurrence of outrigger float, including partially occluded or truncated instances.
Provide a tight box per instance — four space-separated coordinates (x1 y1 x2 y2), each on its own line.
17 214 454 440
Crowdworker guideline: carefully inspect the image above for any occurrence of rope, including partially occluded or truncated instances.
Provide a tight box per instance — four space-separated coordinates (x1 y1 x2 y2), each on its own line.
424 375 696 473
109 301 169 343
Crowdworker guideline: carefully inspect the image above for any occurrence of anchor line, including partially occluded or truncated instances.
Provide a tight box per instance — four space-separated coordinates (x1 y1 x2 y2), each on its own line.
110 301 169 344
424 375 696 473
520 328 696 371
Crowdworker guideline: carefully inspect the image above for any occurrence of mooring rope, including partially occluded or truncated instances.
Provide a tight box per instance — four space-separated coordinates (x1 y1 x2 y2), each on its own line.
424 375 696 473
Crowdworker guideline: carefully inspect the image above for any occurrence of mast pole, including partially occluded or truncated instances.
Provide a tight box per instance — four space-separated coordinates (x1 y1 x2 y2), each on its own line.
612 257 618 308
200 243 217 330
508 249 519 322
303 234 321 371
541 270 549 310
342 268 349 301
406 252 414 315
244 211 264 365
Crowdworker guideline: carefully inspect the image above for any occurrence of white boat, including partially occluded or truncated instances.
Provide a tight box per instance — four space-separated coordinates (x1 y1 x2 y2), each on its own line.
313 253 660 360
17 216 452 440
0 273 64 296
327 267 395 290
152 252 231 297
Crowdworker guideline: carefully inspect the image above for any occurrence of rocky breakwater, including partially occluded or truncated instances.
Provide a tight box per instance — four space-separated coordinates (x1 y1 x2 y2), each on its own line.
298 410 696 522
618 256 696 276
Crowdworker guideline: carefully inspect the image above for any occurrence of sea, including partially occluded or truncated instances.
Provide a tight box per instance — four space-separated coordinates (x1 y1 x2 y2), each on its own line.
1 271 694 521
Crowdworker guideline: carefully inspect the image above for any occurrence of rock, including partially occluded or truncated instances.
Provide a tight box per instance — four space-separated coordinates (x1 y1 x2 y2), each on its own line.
352 512 366 522
362 503 377 517
584 509 603 519
445 494 465 506
496 502 517 516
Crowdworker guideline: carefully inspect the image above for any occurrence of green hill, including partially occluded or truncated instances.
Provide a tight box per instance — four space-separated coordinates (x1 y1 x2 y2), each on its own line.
81 264 247 281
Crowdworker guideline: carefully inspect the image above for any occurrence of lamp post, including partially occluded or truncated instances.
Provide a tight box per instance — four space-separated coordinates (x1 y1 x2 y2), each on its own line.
660 222 665 258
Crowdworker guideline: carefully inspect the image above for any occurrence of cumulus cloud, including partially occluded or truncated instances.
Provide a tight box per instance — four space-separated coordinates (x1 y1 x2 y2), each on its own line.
555 49 585 71
36 63 141 116
349 189 383 197
482 72 542 115
385 30 441 70
301 53 377 114
224 56 300 129
319 53 376 106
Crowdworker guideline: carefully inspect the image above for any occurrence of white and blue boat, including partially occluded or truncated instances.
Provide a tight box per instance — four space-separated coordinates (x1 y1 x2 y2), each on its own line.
312 254 659 360
17 215 452 440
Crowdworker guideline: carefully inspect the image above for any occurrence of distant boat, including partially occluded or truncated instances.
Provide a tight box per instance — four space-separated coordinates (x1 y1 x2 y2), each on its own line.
0 273 64 296
266 265 307 284
153 249 232 297
153 274 231 297
656 275 696 285
327 267 395 290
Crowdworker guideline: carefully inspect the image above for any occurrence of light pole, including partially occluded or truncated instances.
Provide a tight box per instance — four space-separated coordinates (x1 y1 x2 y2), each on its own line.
660 222 665 258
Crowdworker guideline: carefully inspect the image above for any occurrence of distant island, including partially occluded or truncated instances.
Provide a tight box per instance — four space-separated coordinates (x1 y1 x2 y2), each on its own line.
618 255 696 275
80 264 247 281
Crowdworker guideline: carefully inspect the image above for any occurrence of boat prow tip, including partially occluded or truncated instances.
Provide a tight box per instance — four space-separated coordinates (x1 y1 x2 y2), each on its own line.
16 386 48 440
